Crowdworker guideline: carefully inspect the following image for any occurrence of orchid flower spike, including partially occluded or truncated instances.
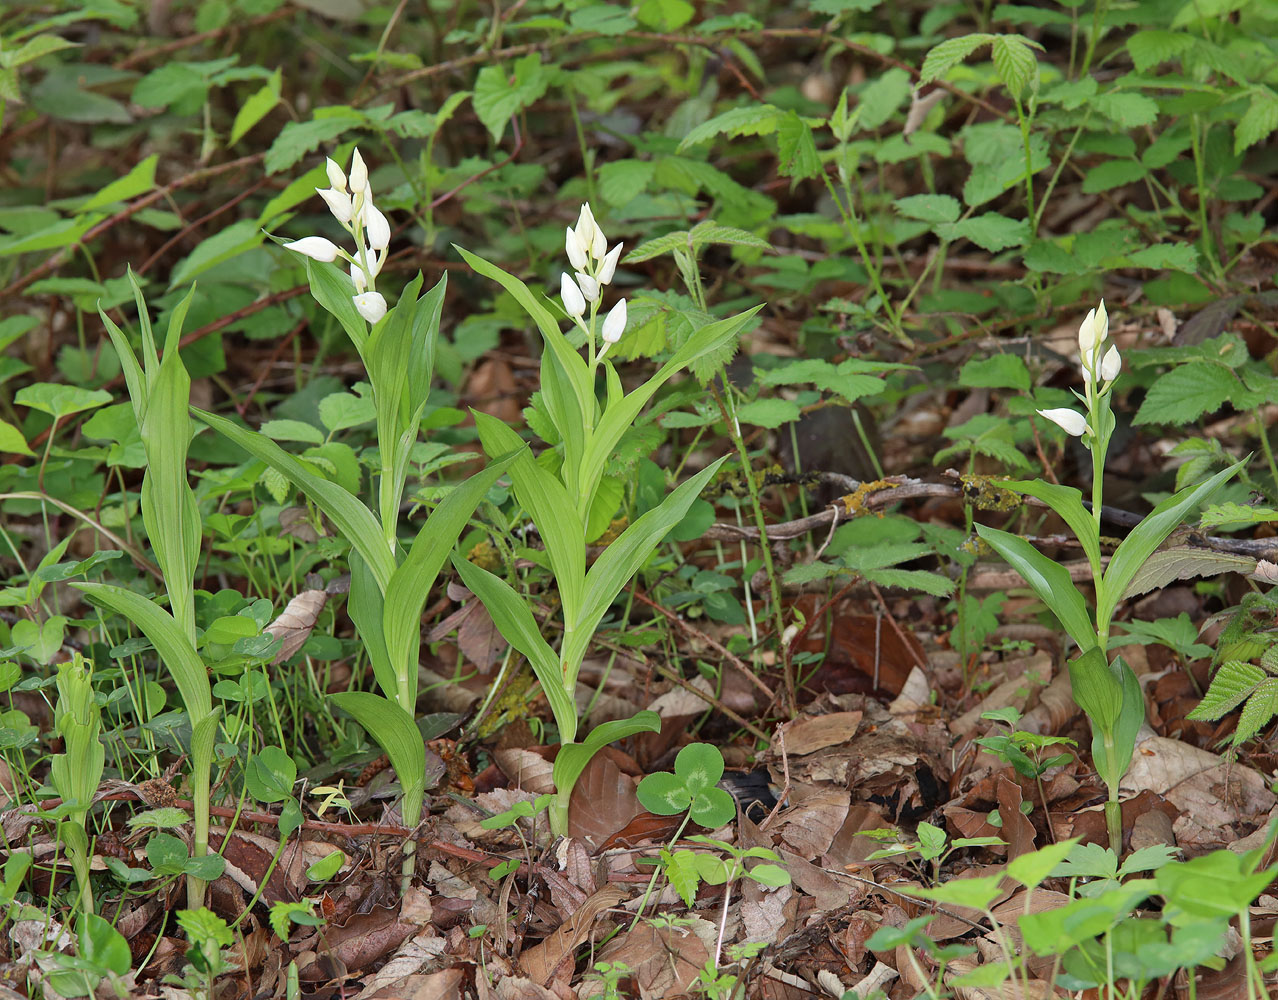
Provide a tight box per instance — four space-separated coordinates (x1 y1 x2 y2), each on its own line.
1037 407 1088 437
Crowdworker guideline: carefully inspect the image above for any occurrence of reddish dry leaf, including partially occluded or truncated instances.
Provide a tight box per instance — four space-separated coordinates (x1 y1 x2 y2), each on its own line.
775 788 850 859
568 751 640 847
996 775 1038 860
494 747 556 794
595 917 711 1000
790 597 927 697
783 711 863 756
468 358 521 424
518 886 628 986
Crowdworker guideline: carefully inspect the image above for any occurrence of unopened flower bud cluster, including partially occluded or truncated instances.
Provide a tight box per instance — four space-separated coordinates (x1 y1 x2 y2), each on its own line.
1037 300 1121 438
283 148 391 325
561 203 627 355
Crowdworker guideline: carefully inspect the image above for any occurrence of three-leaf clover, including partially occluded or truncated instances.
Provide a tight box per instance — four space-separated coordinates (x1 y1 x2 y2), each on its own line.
637 743 736 829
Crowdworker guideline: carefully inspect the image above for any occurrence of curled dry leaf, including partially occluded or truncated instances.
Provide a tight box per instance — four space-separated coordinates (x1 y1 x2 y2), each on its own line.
518 885 629 986
265 588 328 664
781 711 863 756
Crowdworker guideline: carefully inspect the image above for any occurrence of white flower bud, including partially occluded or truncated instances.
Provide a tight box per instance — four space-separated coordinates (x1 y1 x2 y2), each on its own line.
352 291 387 324
325 157 347 192
565 226 589 271
282 236 342 262
1099 344 1121 382
601 298 627 344
1037 407 1088 437
351 263 367 293
574 203 597 253
349 148 368 194
575 271 599 302
590 223 606 261
1077 300 1108 356
316 187 353 225
560 273 586 318
362 203 390 251
598 243 622 285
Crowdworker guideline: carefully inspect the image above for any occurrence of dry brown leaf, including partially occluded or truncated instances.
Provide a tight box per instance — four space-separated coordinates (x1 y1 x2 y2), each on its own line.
468 358 521 424
996 775 1037 860
359 968 463 1000
776 788 850 859
944 957 1056 1000
950 654 1054 737
265 588 328 664
350 924 447 1000
568 751 640 848
783 711 863 756
494 747 556 794
741 885 793 943
595 916 711 1000
518 885 629 985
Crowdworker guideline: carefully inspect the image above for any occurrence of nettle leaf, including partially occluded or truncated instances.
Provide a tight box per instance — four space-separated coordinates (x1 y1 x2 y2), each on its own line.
1126 30 1196 71
1133 365 1245 425
1236 86 1278 155
959 354 1030 392
920 33 995 84
472 53 551 142
1094 92 1159 128
265 108 364 174
856 67 911 131
935 212 1029 252
1232 677 1278 746
895 194 960 225
677 104 784 151
991 35 1041 101
1187 661 1266 722
736 398 800 428
775 111 821 180
597 158 656 207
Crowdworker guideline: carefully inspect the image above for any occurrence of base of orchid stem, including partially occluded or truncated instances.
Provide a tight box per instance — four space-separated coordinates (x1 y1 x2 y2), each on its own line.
1105 798 1123 853
400 840 416 895
550 790 571 838
188 780 211 910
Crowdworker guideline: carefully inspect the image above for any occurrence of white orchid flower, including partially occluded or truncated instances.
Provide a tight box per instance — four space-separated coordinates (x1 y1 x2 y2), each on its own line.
575 271 599 302
316 187 353 225
352 291 387 324
282 236 342 262
601 298 627 344
1099 344 1121 382
325 157 347 192
362 203 390 251
1037 407 1088 437
560 273 586 318
349 148 368 194
565 227 589 271
598 243 622 285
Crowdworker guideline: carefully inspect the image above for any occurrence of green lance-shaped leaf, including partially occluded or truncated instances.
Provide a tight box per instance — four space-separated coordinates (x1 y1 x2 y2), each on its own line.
452 554 579 745
575 308 760 513
455 245 593 431
304 257 370 358
975 524 1096 651
347 552 398 705
329 691 427 827
381 451 521 710
474 412 586 624
194 407 396 592
1068 645 1123 734
1005 479 1102 580
1098 460 1245 627
553 710 661 814
563 457 726 674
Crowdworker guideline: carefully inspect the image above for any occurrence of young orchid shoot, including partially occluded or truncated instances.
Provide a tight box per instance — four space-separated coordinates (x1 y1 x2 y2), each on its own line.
283 148 390 326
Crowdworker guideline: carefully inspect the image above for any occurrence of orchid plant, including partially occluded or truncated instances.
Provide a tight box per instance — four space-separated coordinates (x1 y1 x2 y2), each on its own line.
454 205 761 836
195 149 519 888
977 299 1242 850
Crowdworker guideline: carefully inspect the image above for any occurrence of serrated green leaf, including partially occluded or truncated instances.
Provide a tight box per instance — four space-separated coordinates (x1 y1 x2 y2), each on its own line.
677 104 783 152
920 33 995 84
1187 661 1265 721
1133 365 1240 425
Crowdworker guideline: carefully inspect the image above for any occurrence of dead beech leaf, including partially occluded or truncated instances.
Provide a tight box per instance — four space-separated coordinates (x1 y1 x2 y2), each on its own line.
569 751 640 848
950 654 1054 737
846 960 898 998
265 588 328 664
783 711 862 756
596 916 711 1000
996 775 1037 860
776 788 850 859
518 885 628 985
494 747 555 794
350 925 447 1000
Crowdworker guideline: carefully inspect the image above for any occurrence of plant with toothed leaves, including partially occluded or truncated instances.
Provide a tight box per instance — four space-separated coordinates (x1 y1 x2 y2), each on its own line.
453 205 761 836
